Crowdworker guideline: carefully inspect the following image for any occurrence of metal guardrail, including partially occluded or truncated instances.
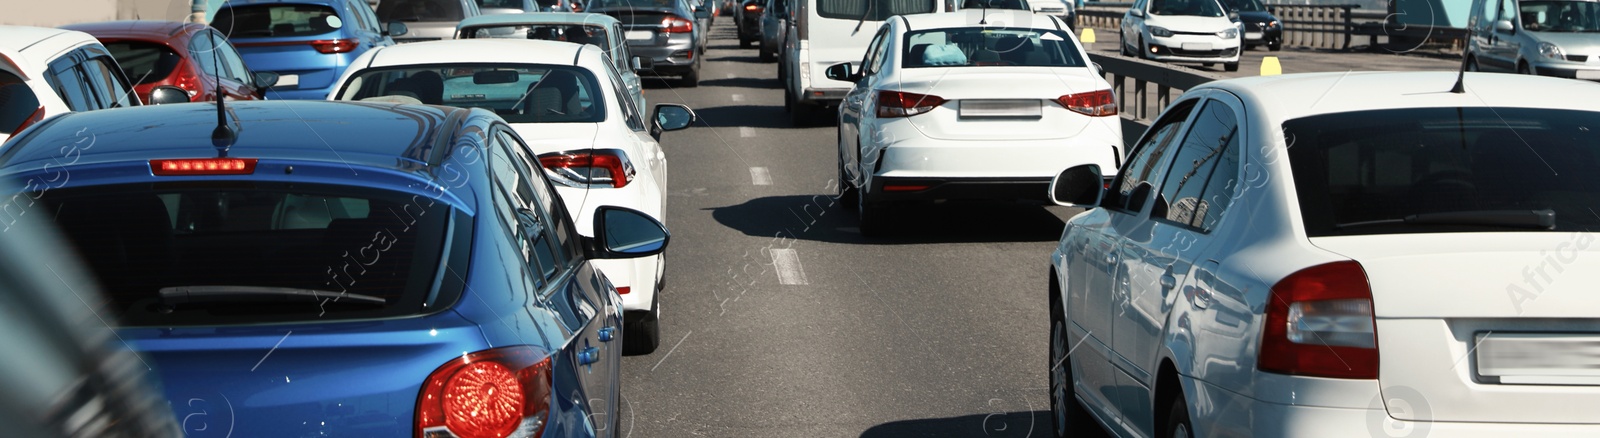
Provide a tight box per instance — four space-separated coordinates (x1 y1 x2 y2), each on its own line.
1075 2 1463 51
1087 52 1225 123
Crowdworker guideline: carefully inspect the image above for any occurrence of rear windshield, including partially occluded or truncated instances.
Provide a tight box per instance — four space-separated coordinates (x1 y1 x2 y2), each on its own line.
459 23 612 50
902 27 1085 67
336 64 606 123
1286 107 1600 237
961 0 1029 10
104 41 181 85
378 0 468 22
1519 1 1600 32
817 0 938 20
1220 0 1265 12
0 71 40 136
38 183 454 326
1150 0 1225 17
212 5 344 38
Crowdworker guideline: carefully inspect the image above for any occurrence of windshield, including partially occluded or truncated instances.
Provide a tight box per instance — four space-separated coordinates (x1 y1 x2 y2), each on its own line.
212 5 343 38
902 27 1086 68
336 64 605 123
460 23 612 50
1286 107 1600 236
1520 1 1600 32
1150 0 1225 17
1220 0 1264 12
378 0 469 22
36 183 455 326
103 41 181 85
816 0 938 20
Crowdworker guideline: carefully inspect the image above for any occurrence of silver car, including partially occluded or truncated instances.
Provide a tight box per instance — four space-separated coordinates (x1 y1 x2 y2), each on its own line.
1467 0 1600 79
379 0 482 42
456 12 648 110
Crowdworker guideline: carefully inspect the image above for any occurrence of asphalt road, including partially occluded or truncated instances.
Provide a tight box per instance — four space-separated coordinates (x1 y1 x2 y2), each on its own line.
615 16 1459 438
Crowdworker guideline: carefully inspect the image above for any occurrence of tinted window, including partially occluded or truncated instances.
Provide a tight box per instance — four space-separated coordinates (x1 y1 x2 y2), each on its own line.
104 41 181 85
817 0 937 20
600 61 645 131
1158 100 1238 229
212 31 253 83
189 33 220 77
1519 1 1600 32
901 27 1085 68
1106 100 1196 211
1286 107 1600 236
37 183 453 326
377 0 468 22
488 133 564 281
461 23 610 50
1150 0 1225 17
213 5 344 38
80 56 136 108
338 64 604 123
0 72 41 136
1219 0 1263 12
48 59 95 111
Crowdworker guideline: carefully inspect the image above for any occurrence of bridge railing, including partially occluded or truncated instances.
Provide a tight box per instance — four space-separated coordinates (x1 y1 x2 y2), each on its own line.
1075 2 1462 51
1087 53 1225 124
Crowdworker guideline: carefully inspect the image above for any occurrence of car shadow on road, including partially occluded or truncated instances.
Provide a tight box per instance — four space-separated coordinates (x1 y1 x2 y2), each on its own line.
711 54 766 63
860 411 1095 437
688 104 793 129
707 194 1071 244
698 76 779 89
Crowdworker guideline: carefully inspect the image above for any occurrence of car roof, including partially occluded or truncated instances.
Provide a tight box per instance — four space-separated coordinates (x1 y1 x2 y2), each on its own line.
59 20 207 42
0 100 472 175
0 26 101 75
457 12 622 28
360 38 591 67
897 10 1067 31
1198 71 1600 122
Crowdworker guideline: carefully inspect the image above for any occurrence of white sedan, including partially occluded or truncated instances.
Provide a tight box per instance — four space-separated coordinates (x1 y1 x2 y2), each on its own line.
329 39 695 354
1120 0 1241 71
830 10 1122 236
1048 71 1600 437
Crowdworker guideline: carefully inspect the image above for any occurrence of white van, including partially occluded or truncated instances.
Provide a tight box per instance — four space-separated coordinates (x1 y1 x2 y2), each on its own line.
781 0 956 124
1466 0 1600 79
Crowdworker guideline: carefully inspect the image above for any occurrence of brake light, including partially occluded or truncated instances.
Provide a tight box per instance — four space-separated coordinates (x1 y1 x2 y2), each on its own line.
310 39 359 54
150 159 258 176
883 184 931 192
417 346 552 438
1258 261 1379 379
9 106 43 135
876 91 945 118
662 16 694 33
616 286 631 295
537 149 634 188
744 4 763 11
1057 89 1117 117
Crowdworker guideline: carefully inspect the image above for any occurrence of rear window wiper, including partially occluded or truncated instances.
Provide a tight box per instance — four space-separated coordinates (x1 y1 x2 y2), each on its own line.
159 286 386 308
1334 209 1556 230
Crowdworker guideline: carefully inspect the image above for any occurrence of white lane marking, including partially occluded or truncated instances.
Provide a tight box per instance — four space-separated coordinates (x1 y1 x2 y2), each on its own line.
726 73 735 78
749 166 772 186
740 126 756 138
731 94 744 102
650 331 692 372
770 248 808 285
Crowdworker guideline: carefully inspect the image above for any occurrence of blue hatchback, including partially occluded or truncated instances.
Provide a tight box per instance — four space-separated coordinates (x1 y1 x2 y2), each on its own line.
0 100 671 437
212 0 407 99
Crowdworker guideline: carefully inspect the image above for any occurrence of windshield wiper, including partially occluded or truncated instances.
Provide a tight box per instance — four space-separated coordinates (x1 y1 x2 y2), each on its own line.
1334 209 1556 230
159 286 387 307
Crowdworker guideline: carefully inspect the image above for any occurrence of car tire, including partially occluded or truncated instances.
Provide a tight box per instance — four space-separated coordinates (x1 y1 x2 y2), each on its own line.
857 189 887 237
1518 61 1533 75
1244 44 1256 51
1050 287 1092 438
1225 62 1239 72
1120 36 1132 56
760 46 776 62
680 65 700 88
837 138 858 209
1268 39 1282 51
1139 35 1151 60
1165 397 1194 438
623 294 661 355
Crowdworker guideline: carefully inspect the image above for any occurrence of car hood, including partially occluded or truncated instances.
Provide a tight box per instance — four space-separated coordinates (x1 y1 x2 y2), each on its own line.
1146 14 1236 32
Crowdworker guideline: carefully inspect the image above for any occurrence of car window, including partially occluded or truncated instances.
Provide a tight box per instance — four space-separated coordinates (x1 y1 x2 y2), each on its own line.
338 64 604 123
345 0 375 32
600 61 646 131
1156 99 1238 230
213 4 345 38
816 0 937 20
80 55 136 108
47 57 96 111
900 27 1085 68
1105 99 1197 212
962 0 1028 10
491 131 568 280
378 0 469 22
1519 1 1600 32
104 41 181 86
1150 0 1224 17
498 129 583 262
0 71 41 136
862 26 890 75
212 31 254 83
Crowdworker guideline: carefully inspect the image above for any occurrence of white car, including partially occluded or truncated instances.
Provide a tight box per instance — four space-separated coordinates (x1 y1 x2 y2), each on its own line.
455 12 649 112
780 0 952 125
830 10 1122 236
1047 71 1600 437
0 25 139 144
329 39 696 354
1120 0 1241 71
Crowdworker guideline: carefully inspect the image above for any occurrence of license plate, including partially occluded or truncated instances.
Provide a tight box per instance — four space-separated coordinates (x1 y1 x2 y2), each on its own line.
625 30 653 41
1245 32 1263 40
1181 42 1212 51
275 74 300 88
1477 332 1600 385
958 100 1042 118
1578 70 1600 80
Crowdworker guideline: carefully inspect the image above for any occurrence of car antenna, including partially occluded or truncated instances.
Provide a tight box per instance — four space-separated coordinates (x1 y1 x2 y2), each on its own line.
852 0 876 35
1449 38 1468 94
210 39 236 154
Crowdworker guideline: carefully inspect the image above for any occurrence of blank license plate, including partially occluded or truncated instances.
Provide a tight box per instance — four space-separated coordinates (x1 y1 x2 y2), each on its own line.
276 74 299 87
1578 70 1600 80
1477 333 1600 385
959 100 1041 118
1181 42 1212 51
625 30 653 41
1245 32 1263 40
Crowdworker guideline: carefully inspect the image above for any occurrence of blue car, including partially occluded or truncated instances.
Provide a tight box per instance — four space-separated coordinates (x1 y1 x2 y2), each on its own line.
212 0 407 99
0 100 682 436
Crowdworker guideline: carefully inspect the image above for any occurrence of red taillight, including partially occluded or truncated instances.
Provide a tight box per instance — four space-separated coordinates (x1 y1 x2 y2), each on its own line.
1057 89 1117 117
662 16 694 33
418 346 552 438
9 105 43 135
744 4 763 11
883 184 931 192
1259 261 1379 379
616 286 631 295
876 90 945 118
149 159 258 176
537 149 634 188
310 39 359 54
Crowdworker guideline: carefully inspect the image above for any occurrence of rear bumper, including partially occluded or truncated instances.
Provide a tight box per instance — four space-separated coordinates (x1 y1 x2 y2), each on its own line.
796 87 848 107
629 41 698 72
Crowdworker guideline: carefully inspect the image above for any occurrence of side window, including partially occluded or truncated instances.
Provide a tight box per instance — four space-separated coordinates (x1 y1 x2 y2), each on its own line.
489 130 567 279
860 27 887 75
867 26 892 75
47 57 94 111
499 130 582 262
80 54 135 108
1104 99 1197 212
1156 100 1239 230
190 34 220 78
602 62 646 131
1498 0 1517 25
212 32 252 83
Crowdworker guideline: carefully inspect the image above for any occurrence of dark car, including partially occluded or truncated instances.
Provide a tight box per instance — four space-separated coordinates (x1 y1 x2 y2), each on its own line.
735 0 763 48
378 0 483 42
62 20 278 105
0 99 679 436
478 0 572 13
756 0 787 62
588 0 711 87
211 0 406 100
1222 0 1281 50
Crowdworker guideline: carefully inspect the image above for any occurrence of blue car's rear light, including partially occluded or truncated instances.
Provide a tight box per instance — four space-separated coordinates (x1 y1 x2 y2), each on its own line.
418 346 552 438
149 158 258 176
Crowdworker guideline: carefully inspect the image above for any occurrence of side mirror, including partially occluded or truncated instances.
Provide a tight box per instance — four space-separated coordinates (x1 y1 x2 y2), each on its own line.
1049 164 1105 207
651 103 696 140
824 62 857 82
1495 19 1514 32
1130 8 1145 18
148 86 191 105
632 56 651 71
252 71 279 90
384 21 409 37
590 206 670 259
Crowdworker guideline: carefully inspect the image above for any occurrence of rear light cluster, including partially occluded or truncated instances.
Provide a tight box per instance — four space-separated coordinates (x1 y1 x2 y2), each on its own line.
310 38 359 54
1258 261 1379 379
876 90 945 118
417 346 553 438
1057 89 1117 117
150 158 258 176
744 4 763 11
537 149 635 188
662 16 694 34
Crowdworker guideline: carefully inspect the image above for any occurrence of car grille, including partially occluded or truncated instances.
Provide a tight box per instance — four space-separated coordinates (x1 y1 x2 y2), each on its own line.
1163 46 1238 57
1569 55 1590 62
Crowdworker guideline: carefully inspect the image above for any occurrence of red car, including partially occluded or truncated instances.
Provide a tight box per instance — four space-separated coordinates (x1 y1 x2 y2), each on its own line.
60 21 276 104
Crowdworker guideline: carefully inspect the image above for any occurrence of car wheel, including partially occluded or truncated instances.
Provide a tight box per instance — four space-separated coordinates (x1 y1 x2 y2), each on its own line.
856 188 887 237
1050 290 1091 437
623 293 661 355
837 136 858 208
1224 62 1239 72
1165 397 1194 438
760 46 776 62
1120 36 1132 56
1244 44 1256 51
1518 61 1533 75
680 65 700 88
1267 39 1282 51
1139 35 1151 59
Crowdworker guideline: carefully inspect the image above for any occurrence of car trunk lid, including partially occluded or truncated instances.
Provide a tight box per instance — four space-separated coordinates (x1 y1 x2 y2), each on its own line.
889 67 1111 141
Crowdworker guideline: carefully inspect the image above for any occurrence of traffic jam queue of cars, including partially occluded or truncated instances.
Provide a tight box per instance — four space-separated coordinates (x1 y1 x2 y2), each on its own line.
7 0 1600 435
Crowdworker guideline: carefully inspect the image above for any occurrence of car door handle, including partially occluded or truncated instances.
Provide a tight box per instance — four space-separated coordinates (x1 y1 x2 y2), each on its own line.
598 327 616 342
1159 273 1176 290
578 347 601 365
